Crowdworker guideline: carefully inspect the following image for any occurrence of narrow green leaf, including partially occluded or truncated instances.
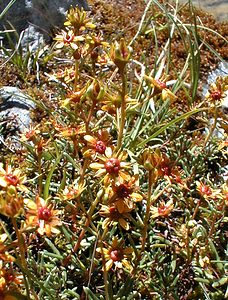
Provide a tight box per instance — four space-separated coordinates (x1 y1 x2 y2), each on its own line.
83 287 100 300
137 108 205 148
43 154 62 200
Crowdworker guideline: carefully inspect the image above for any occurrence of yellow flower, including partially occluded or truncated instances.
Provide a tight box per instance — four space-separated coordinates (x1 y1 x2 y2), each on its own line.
64 7 96 33
97 237 133 272
25 196 61 236
144 75 177 101
20 125 40 142
101 94 139 115
55 123 86 139
61 180 85 201
90 147 131 185
0 234 15 262
140 149 186 186
109 38 132 72
151 199 174 218
54 29 84 50
221 183 228 206
99 205 131 230
0 163 27 192
0 192 24 218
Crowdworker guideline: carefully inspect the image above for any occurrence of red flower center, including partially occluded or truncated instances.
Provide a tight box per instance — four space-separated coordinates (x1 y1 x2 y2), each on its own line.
116 184 131 198
38 207 52 221
200 185 212 196
5 174 19 186
95 141 106 154
105 158 120 174
64 34 74 44
156 79 167 89
158 204 168 216
211 90 222 100
110 249 123 262
161 165 171 176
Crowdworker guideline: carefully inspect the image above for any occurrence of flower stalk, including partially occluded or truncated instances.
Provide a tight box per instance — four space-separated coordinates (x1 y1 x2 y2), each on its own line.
117 72 127 151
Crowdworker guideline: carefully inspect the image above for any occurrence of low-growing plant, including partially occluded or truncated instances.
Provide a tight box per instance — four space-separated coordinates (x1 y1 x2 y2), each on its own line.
0 2 227 299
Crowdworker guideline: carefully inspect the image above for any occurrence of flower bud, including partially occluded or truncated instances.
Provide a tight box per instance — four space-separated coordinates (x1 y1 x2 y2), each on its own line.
86 80 106 102
110 38 132 72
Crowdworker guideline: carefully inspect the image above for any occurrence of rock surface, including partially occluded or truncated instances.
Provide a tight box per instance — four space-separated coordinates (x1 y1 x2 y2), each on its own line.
0 0 89 39
0 86 34 148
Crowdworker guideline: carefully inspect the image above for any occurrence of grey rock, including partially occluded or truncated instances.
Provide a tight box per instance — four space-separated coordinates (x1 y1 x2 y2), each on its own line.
0 0 89 39
0 86 34 148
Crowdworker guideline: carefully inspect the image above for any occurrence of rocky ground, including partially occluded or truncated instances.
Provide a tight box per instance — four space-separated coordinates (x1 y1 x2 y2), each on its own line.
0 0 227 152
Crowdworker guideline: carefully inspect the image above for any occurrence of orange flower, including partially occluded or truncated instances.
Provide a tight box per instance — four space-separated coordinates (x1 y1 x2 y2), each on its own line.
0 267 23 295
107 176 143 213
97 237 133 272
140 149 185 186
151 199 174 218
90 147 131 185
83 130 111 157
25 196 61 236
99 205 131 230
61 86 86 107
196 181 219 199
55 123 86 139
205 76 228 106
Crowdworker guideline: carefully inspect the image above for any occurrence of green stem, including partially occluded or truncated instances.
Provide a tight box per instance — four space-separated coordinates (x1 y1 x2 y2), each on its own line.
117 72 127 151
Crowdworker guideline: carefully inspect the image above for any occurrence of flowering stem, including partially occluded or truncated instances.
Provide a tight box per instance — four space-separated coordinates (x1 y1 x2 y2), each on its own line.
85 101 96 133
101 243 110 300
117 72 127 151
37 152 43 194
12 217 31 298
203 106 218 147
141 170 153 254
74 60 79 91
63 195 101 265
